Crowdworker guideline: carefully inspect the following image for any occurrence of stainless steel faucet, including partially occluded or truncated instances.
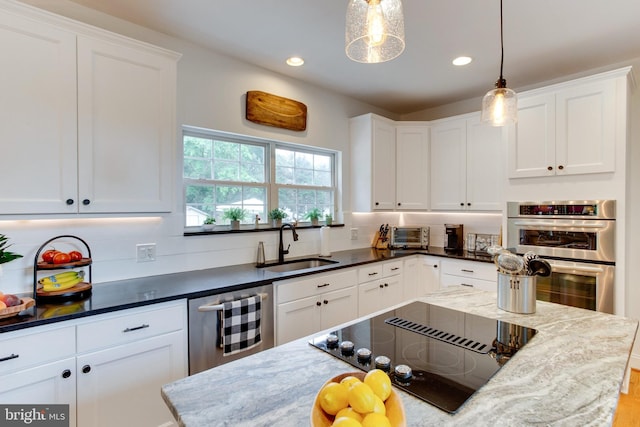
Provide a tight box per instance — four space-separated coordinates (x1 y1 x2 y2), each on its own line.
278 223 299 263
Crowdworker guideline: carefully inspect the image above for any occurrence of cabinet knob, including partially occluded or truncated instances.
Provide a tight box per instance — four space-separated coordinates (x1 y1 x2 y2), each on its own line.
467 202 471 206
375 202 379 206
82 199 91 205
460 202 464 206
547 166 553 171
66 199 74 205
82 364 91 374
379 284 384 288
384 283 389 287
323 299 328 305
397 202 401 206
558 165 564 170
433 265 438 268
62 369 72 379
316 301 322 306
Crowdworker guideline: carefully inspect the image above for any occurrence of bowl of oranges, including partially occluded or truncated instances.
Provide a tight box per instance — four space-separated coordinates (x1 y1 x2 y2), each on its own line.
311 370 405 427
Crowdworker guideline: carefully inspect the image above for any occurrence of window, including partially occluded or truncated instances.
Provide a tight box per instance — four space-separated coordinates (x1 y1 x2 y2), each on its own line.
183 127 336 228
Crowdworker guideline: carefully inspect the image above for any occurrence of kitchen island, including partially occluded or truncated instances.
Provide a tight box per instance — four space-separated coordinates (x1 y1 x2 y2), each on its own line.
161 287 638 426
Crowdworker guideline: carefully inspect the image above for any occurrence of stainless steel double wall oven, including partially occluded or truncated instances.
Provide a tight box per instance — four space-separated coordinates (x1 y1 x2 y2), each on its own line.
507 200 615 313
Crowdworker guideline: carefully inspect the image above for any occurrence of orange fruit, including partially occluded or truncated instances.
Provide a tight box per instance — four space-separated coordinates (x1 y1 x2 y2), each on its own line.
348 382 376 414
361 412 392 427
364 369 392 401
318 382 349 415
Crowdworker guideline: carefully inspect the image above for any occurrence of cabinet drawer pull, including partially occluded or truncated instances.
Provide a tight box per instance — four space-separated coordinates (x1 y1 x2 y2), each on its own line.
368 272 378 276
317 283 330 288
461 269 474 273
390 267 399 271
461 283 473 287
0 353 19 363
123 324 150 333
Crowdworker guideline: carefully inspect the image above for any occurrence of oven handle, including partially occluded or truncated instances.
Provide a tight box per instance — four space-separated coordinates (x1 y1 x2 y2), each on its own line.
197 293 269 312
512 220 609 229
546 263 604 274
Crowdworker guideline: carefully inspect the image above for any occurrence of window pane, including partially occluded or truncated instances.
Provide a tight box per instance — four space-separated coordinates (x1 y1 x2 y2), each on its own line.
216 185 243 205
294 168 313 185
295 151 313 169
314 170 332 187
241 144 265 164
184 158 212 179
241 162 265 182
214 140 239 161
214 160 239 181
184 136 212 157
276 148 294 167
276 166 294 184
316 190 332 205
314 154 331 171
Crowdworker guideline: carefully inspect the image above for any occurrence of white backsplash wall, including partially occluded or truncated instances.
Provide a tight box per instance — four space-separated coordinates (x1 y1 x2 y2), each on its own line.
351 212 503 248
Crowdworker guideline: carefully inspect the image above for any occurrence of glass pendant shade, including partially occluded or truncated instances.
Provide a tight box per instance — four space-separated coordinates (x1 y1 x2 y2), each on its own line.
345 0 405 63
481 84 517 126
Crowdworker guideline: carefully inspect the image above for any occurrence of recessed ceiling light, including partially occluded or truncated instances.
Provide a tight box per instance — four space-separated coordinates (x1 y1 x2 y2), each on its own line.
452 56 472 66
286 56 304 67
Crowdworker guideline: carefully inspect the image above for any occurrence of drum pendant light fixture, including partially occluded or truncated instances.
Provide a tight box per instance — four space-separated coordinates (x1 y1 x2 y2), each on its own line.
345 0 405 63
481 0 517 126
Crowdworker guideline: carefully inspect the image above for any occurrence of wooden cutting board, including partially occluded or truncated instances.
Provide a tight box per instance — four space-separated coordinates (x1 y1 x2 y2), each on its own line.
246 90 307 131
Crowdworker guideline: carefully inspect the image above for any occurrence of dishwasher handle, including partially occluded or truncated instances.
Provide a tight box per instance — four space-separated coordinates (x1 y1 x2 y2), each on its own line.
198 292 269 312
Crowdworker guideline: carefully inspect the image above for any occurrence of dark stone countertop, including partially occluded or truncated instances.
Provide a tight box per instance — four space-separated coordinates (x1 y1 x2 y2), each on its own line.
0 247 493 333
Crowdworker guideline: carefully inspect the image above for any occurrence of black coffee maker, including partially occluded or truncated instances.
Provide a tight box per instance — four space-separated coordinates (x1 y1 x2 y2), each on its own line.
445 224 464 251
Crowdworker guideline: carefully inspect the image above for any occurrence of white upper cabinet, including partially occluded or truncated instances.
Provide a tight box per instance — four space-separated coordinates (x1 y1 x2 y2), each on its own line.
0 3 179 214
507 69 628 178
350 114 430 212
430 113 503 211
396 125 430 210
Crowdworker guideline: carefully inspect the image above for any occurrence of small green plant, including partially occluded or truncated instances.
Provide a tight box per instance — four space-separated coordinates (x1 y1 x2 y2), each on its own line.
325 213 333 225
223 207 246 221
305 208 322 221
268 208 288 220
203 216 216 225
0 234 23 265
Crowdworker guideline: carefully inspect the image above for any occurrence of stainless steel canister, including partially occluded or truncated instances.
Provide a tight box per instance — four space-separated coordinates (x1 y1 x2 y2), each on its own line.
497 272 536 314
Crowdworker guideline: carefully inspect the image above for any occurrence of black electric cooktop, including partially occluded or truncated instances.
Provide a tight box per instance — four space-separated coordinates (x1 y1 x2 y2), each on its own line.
309 301 537 413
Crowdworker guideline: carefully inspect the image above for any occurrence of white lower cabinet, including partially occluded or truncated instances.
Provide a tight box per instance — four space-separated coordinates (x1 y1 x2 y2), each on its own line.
358 260 404 317
275 269 358 345
440 259 497 292
0 300 187 427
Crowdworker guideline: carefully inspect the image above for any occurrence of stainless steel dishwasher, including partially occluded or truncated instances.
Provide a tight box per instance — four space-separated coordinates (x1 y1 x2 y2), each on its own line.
188 283 274 375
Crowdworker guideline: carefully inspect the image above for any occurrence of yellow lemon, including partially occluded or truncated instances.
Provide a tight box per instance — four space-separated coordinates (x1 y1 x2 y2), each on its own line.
340 375 362 389
361 412 392 427
332 417 363 427
335 407 363 423
348 382 376 414
371 395 386 415
364 369 392 402
319 382 349 415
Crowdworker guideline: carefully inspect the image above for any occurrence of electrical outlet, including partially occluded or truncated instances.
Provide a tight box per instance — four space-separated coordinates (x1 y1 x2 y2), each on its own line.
350 228 358 240
136 243 156 262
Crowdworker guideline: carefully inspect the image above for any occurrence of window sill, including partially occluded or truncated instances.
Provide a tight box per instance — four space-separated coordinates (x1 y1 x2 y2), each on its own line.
184 223 344 236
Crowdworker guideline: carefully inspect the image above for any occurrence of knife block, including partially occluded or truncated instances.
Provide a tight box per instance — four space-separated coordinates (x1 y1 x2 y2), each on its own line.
371 231 389 249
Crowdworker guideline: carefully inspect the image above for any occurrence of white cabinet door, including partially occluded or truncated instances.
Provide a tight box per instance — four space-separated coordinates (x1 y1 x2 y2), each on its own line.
358 276 403 317
507 93 556 178
76 331 184 427
320 286 358 331
371 117 397 210
430 119 466 210
421 256 441 294
0 11 78 214
276 295 321 345
396 125 429 210
466 116 503 211
556 79 616 175
0 358 77 427
77 36 176 213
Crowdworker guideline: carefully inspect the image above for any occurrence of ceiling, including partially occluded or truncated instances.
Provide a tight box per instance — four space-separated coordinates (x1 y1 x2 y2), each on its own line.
66 0 640 114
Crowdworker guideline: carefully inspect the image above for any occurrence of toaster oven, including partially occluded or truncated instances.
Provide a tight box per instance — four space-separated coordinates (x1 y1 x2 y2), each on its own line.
390 226 429 249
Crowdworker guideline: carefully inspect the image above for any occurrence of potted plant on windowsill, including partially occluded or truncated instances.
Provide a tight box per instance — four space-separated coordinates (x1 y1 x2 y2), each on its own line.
305 208 322 226
223 208 246 230
268 208 288 228
325 214 333 226
201 216 216 231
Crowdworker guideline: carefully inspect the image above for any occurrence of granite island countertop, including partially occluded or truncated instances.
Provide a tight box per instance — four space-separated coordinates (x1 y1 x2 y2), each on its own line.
0 246 490 333
161 287 638 427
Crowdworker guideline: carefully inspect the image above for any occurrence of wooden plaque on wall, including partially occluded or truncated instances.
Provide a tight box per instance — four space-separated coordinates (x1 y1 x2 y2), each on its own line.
245 90 307 131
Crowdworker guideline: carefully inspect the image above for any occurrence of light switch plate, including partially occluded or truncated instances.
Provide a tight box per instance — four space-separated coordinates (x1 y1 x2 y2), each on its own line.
350 228 358 240
136 243 156 262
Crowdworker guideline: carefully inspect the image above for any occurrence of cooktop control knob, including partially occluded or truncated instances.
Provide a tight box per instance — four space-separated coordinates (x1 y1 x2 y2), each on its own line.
394 364 413 381
326 334 339 349
356 348 372 363
374 355 391 371
340 340 355 356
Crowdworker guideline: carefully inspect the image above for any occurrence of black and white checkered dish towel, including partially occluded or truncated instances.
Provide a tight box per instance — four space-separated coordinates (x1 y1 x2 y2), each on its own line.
220 294 262 356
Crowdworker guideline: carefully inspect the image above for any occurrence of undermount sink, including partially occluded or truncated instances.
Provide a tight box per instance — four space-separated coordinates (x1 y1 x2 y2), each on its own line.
259 258 338 273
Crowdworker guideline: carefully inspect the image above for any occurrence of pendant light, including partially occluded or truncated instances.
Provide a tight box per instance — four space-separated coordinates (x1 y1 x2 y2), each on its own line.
481 0 517 126
345 0 405 64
